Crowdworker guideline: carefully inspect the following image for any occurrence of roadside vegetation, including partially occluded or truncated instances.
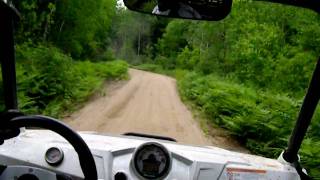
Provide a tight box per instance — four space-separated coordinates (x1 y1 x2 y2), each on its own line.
0 45 128 118
114 2 320 178
15 45 128 117
0 0 128 117
179 72 320 176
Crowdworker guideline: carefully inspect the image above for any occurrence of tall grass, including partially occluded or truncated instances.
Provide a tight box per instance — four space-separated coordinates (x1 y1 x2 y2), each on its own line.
0 45 128 118
178 72 320 178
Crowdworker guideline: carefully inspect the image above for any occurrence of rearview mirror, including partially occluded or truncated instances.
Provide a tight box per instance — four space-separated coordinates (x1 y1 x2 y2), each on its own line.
123 0 233 21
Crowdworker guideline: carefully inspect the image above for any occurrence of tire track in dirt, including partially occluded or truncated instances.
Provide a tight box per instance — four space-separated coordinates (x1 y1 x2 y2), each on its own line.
65 69 248 152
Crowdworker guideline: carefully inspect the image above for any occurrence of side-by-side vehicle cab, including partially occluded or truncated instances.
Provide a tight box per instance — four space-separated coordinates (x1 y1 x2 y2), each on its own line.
0 0 319 179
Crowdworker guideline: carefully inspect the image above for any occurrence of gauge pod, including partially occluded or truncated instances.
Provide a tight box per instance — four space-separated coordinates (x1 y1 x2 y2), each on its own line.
132 142 171 179
45 147 64 166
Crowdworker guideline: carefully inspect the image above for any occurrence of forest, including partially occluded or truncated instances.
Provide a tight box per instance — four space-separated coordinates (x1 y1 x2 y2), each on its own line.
0 0 319 178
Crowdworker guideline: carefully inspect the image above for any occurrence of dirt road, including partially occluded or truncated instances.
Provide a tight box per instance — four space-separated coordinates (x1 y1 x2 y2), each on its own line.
66 69 247 151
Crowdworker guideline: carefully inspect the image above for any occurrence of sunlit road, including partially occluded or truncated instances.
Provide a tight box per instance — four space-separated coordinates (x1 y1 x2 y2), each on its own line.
66 69 209 145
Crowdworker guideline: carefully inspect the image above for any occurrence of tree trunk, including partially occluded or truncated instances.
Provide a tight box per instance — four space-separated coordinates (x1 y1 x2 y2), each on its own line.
43 7 55 41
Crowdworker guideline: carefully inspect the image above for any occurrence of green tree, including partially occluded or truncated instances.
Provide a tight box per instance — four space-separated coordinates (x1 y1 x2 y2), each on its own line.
50 0 116 58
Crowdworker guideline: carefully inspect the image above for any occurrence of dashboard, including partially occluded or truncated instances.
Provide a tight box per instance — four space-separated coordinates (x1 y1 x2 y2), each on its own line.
0 130 299 180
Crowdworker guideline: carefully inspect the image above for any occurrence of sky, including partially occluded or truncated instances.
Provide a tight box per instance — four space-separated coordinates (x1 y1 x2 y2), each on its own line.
117 0 125 8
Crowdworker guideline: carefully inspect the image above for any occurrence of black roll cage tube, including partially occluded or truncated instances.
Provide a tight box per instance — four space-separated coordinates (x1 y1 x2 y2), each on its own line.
0 0 319 179
0 1 19 111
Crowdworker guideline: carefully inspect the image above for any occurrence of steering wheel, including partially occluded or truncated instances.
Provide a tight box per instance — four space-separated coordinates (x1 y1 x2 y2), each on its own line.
2 115 98 180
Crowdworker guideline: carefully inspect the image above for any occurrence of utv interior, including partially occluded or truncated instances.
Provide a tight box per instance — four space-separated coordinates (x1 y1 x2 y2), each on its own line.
0 0 319 179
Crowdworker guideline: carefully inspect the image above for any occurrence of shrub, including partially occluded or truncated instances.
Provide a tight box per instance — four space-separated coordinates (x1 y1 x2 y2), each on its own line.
0 45 129 117
178 72 320 178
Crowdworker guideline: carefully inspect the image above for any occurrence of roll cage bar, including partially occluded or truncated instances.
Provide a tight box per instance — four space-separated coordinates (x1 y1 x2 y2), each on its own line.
0 0 319 179
0 1 18 111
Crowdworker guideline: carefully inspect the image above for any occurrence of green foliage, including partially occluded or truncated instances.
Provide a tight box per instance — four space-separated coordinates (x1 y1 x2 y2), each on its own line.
7 0 126 116
142 2 320 98
95 48 116 62
15 44 77 114
11 45 128 117
133 63 175 76
134 63 163 72
53 0 116 58
13 0 117 59
156 20 189 58
110 9 167 64
272 50 317 97
178 72 320 177
177 47 200 70
13 0 56 43
50 0 117 58
300 139 320 178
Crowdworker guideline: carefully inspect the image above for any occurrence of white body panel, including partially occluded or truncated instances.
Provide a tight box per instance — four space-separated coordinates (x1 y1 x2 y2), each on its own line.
0 130 299 179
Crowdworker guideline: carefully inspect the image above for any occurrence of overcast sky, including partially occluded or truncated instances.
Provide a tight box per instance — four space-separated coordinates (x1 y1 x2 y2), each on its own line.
117 0 125 7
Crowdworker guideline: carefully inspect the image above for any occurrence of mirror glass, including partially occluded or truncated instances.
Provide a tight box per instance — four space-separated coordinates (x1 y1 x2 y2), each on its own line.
123 0 233 21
